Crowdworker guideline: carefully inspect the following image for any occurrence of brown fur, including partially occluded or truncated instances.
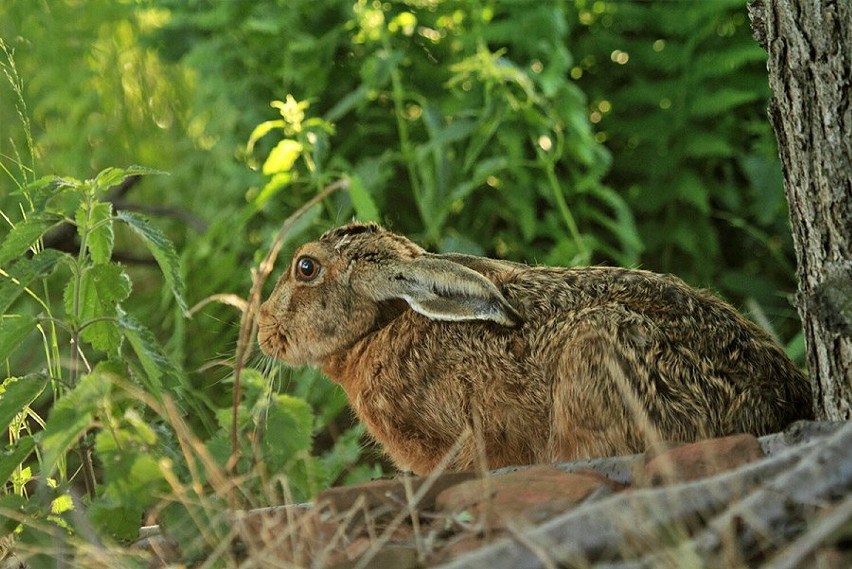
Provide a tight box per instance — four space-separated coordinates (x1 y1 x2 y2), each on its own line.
258 222 813 474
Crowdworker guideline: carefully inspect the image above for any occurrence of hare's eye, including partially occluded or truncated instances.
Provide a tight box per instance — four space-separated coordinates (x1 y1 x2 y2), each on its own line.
295 256 320 281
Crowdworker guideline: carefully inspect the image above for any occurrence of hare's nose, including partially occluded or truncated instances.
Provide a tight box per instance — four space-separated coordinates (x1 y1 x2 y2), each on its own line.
258 300 274 321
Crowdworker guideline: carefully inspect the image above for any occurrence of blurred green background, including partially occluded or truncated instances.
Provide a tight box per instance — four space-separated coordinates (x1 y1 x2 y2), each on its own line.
0 0 802 541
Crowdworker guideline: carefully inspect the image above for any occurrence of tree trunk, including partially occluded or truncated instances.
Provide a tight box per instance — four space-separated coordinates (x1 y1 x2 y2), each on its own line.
748 0 852 420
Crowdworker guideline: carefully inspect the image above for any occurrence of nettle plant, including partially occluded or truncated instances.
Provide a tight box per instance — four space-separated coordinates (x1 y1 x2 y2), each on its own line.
0 168 189 543
0 168 337 561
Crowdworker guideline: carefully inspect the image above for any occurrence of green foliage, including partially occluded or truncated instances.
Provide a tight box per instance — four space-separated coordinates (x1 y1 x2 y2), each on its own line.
0 212 63 267
89 404 170 541
0 249 66 314
571 0 799 339
0 317 36 362
0 0 806 563
116 209 188 315
39 368 113 478
64 263 131 352
0 160 362 561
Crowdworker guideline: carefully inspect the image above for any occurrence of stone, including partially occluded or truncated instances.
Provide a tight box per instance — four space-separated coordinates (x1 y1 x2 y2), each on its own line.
435 465 624 530
316 471 477 514
634 433 765 487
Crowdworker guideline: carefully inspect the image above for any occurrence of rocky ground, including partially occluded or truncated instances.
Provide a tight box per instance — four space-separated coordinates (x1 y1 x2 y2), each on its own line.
139 420 851 568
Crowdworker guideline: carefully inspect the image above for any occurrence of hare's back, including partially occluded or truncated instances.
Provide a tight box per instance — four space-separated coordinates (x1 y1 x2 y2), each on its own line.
500 265 803 386
500 265 812 434
503 266 731 323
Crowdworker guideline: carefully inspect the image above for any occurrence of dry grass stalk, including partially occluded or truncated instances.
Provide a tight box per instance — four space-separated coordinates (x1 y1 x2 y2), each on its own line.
228 179 348 491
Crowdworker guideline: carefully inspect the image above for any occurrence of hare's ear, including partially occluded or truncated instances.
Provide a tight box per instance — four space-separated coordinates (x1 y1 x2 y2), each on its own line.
361 257 522 327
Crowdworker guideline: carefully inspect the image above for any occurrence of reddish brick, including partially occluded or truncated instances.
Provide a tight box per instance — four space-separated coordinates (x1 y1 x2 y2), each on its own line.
634 434 765 487
435 465 623 530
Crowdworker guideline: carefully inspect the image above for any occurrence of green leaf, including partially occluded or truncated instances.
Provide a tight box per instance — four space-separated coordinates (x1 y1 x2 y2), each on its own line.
785 330 805 362
673 172 711 214
13 176 78 210
690 88 763 118
260 393 314 473
64 263 131 352
91 165 165 195
39 368 113 476
324 84 369 123
0 375 48 431
75 201 114 264
88 496 147 543
160 496 230 562
683 132 735 158
253 172 292 208
740 154 785 225
320 423 365 484
0 494 27 535
0 315 36 362
90 410 168 541
694 43 767 78
117 312 177 393
115 211 187 314
0 212 64 266
0 438 35 489
415 117 478 162
348 175 380 222
262 139 303 175
0 249 67 314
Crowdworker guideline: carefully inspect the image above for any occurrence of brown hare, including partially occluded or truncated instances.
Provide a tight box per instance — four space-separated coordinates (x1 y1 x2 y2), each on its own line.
258 222 813 475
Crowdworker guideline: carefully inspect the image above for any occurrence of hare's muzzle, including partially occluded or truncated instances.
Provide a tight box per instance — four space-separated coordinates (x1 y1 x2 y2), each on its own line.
257 302 289 360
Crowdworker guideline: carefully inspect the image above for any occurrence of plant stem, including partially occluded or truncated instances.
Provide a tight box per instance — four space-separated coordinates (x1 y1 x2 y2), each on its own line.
545 162 589 264
230 179 348 507
68 194 97 496
384 38 434 241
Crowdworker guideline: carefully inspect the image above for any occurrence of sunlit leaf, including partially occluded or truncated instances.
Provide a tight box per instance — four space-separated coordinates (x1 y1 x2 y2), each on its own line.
253 172 292 208
50 493 74 515
246 119 285 153
270 95 308 127
262 139 303 175
115 210 187 314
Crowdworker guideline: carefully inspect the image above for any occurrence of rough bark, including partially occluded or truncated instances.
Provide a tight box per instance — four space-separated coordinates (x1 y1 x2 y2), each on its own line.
748 0 852 420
